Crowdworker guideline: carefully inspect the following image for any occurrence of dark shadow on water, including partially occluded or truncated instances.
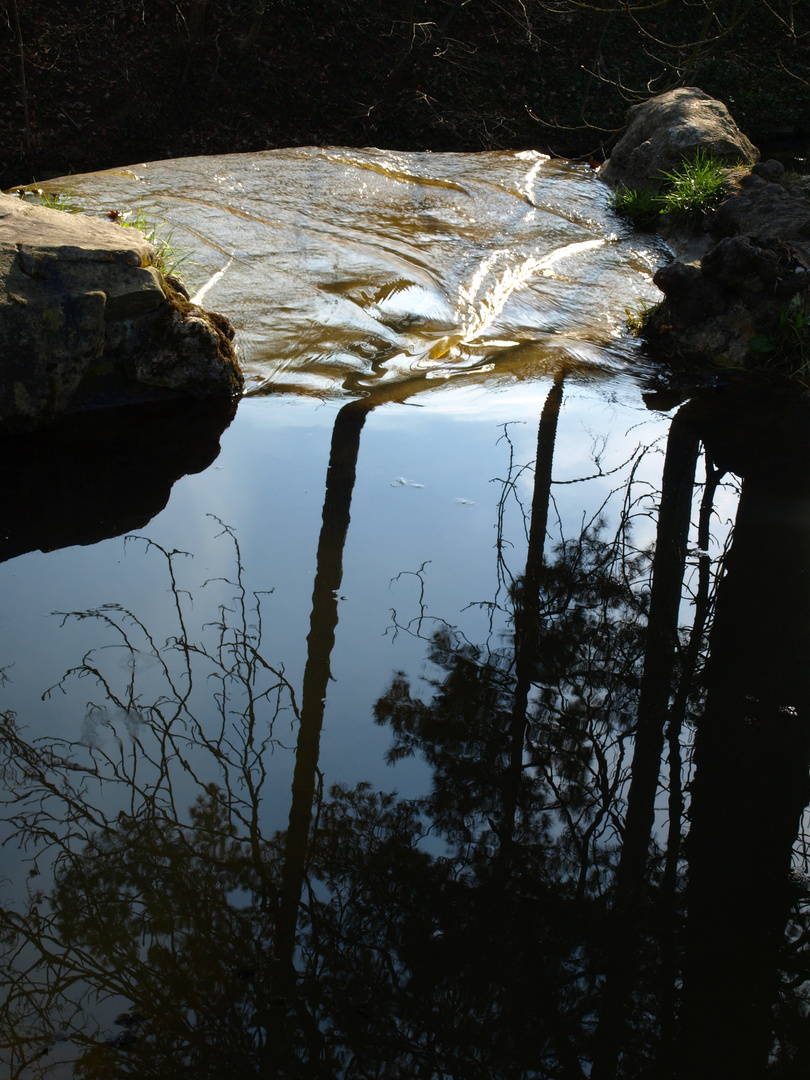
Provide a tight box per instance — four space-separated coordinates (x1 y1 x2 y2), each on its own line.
676 379 810 1080
0 398 237 563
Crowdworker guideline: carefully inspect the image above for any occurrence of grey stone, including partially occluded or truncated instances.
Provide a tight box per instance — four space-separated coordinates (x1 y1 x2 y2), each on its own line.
0 192 243 432
701 235 780 294
601 87 759 192
712 169 810 241
751 159 785 182
601 90 810 370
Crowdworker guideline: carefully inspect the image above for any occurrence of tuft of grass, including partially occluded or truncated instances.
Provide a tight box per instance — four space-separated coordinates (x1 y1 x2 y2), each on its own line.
655 148 727 221
118 204 190 278
624 299 661 334
749 296 810 384
17 185 80 213
609 184 661 228
610 149 729 227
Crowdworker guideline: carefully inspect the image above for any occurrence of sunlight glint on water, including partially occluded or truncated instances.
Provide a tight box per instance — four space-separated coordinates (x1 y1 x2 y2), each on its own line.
50 147 664 400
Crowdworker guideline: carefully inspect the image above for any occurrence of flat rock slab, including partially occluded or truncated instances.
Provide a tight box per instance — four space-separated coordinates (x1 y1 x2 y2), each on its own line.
2 192 154 262
0 192 242 432
26 148 664 400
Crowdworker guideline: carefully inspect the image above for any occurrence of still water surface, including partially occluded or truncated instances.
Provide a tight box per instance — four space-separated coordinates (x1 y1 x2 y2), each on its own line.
1 149 809 1078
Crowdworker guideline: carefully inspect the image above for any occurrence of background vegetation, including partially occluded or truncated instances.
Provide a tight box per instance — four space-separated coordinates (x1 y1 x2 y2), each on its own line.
2 0 810 189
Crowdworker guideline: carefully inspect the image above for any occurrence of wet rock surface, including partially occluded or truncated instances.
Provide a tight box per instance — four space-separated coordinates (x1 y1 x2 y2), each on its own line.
0 193 243 432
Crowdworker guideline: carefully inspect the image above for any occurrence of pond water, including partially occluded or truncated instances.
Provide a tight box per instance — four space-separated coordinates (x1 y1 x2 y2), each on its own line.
2 149 810 1079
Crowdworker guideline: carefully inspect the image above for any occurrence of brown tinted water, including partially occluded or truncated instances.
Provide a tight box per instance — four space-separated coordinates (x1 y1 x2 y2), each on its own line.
1 149 809 1079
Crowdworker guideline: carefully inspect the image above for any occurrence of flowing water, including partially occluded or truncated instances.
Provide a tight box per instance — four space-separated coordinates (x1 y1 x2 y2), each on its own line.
1 149 809 1078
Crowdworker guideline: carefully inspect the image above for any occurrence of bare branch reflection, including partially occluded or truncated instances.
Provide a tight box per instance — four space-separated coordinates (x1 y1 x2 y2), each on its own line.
1 380 810 1078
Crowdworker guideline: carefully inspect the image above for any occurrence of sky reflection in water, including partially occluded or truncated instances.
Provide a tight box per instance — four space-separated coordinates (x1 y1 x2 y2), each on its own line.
1 150 810 1079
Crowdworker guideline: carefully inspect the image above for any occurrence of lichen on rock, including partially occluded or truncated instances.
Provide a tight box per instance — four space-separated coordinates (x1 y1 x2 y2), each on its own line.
134 279 243 399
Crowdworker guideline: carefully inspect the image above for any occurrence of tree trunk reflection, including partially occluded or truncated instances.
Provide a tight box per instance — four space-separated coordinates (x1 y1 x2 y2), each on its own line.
499 368 565 872
3 378 810 1076
680 465 810 1078
271 399 370 1071
592 405 700 1080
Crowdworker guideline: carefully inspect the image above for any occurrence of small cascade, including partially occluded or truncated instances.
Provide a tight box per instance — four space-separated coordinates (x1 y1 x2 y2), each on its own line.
60 147 665 399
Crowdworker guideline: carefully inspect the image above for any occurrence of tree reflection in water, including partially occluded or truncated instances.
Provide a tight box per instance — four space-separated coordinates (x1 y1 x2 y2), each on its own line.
2 378 810 1078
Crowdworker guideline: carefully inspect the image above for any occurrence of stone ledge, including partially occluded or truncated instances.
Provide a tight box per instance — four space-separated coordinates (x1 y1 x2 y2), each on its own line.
0 192 243 432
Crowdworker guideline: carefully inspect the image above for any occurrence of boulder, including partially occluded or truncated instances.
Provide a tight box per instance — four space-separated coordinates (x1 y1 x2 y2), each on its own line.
600 87 759 192
0 192 243 432
712 163 810 241
600 88 810 370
